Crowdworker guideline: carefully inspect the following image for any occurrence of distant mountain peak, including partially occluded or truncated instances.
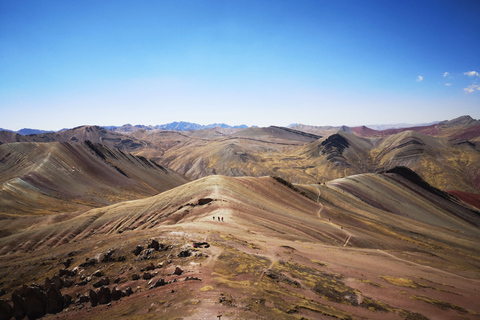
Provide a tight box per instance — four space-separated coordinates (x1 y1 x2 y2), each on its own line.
104 122 249 132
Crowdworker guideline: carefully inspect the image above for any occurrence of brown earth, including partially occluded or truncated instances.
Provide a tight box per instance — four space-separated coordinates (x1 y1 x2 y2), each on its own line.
0 172 479 319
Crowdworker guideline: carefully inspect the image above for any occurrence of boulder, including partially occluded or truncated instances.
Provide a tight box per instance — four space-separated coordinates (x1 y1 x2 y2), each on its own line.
131 273 140 281
0 299 13 320
63 294 72 308
124 287 133 296
25 285 46 319
142 272 153 280
97 287 111 305
147 239 160 251
63 279 74 288
93 277 109 288
51 275 64 289
92 270 104 277
145 263 155 271
58 268 77 278
45 282 64 314
177 249 191 257
11 292 26 320
111 287 122 301
133 245 144 256
89 289 98 307
173 267 184 275
76 294 89 304
62 258 73 268
100 249 115 262
150 278 166 288
79 258 96 268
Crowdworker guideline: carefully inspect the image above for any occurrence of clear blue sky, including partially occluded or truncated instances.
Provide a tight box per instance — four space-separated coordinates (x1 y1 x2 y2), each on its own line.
1 0 479 131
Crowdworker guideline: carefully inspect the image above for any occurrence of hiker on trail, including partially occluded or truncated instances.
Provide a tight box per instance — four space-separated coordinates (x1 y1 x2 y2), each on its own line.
218 217 220 221
213 216 215 220
221 217 224 222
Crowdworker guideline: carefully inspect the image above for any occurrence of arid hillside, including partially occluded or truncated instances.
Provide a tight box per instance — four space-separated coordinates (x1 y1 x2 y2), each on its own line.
0 141 187 217
0 169 479 319
1 116 479 195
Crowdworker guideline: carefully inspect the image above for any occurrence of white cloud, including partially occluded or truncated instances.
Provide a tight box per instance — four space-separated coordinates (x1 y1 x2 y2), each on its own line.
464 71 480 77
445 83 452 86
464 84 480 93
416 75 423 82
443 72 449 77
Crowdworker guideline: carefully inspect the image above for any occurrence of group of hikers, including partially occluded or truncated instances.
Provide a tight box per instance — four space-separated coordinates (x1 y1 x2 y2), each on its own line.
213 216 224 222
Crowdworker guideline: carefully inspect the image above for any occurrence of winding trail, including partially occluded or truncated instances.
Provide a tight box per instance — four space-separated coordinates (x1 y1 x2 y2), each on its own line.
315 185 323 218
343 235 352 247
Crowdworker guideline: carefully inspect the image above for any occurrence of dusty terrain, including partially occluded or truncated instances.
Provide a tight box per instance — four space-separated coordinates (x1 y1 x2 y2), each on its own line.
0 116 479 319
1 172 479 319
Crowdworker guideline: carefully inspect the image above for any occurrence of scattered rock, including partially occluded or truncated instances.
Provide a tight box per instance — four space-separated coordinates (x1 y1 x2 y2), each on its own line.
185 276 202 281
58 268 77 278
150 278 166 289
97 287 111 305
92 277 110 288
79 258 96 268
63 279 74 288
177 249 191 257
131 273 140 281
100 249 115 262
92 270 104 277
133 245 144 256
63 294 72 308
173 267 184 275
143 272 153 280
76 279 88 286
114 277 121 284
77 294 89 304
125 287 133 296
137 248 155 260
145 263 155 271
63 258 73 268
147 239 160 251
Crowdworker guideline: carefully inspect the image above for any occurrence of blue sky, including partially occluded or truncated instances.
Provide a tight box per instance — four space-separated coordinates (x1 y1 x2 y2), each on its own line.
1 0 479 131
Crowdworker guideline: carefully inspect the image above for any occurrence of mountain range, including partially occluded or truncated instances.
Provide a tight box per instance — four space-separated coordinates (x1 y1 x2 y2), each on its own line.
0 115 479 320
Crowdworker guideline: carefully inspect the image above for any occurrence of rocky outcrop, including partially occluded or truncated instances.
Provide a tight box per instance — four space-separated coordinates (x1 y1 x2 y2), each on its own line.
97 287 111 305
24 285 47 319
89 289 98 307
0 300 13 320
111 287 122 301
45 280 64 314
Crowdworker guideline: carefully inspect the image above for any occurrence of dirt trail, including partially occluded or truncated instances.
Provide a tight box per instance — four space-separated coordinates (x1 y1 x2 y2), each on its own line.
343 235 352 247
